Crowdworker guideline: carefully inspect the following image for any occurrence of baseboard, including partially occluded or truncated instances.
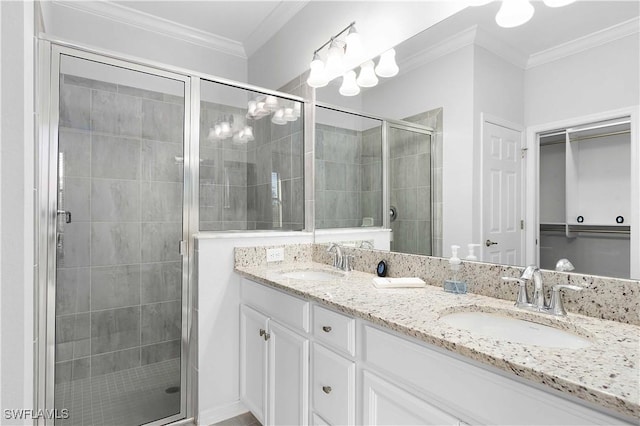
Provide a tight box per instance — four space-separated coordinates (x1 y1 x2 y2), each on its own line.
198 400 249 425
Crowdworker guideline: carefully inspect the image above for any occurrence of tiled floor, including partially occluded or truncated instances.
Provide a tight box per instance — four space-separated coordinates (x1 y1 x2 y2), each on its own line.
55 358 181 426
211 412 260 426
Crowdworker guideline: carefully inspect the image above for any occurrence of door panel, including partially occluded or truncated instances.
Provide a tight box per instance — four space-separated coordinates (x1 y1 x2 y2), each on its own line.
482 121 523 265
53 53 187 425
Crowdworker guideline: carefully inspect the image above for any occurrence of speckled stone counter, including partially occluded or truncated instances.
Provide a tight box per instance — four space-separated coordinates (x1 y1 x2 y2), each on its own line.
234 249 640 420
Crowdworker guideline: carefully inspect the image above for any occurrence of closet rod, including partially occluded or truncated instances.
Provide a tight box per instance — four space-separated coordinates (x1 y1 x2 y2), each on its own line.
569 129 630 143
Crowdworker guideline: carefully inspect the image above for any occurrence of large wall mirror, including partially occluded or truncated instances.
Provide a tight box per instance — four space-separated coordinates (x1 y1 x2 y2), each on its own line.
314 0 639 280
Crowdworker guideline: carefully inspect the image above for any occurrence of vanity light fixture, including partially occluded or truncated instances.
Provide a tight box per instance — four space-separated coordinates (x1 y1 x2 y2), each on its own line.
473 0 577 29
306 21 400 96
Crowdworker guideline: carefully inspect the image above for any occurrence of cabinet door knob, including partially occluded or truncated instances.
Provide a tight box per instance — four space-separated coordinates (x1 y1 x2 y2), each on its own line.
322 386 332 394
263 332 271 341
322 326 332 333
259 329 266 337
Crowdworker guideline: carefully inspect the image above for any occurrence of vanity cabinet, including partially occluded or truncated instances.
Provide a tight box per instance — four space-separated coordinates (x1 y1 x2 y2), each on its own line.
240 280 310 426
240 278 631 426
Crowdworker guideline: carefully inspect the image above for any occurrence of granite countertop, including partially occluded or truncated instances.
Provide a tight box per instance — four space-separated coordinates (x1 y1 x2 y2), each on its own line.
235 261 640 420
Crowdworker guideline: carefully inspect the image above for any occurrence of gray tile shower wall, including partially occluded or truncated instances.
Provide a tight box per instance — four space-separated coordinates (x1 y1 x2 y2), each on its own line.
315 123 382 229
55 75 183 384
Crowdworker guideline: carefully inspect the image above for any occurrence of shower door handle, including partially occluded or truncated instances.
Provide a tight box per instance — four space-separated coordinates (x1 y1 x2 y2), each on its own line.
57 210 72 224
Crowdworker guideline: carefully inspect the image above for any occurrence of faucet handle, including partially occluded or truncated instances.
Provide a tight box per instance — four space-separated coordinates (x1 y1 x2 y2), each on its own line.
549 284 583 316
501 277 529 306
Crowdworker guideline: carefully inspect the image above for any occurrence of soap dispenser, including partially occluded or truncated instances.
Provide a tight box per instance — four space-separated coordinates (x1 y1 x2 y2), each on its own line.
444 245 467 294
466 243 481 261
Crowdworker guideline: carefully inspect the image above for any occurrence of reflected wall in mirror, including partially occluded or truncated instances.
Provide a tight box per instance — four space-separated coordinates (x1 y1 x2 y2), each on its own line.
199 80 304 232
315 0 639 279
314 106 383 229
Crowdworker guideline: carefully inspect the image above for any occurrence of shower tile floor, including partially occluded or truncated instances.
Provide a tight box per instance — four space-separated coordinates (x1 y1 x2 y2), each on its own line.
55 359 181 426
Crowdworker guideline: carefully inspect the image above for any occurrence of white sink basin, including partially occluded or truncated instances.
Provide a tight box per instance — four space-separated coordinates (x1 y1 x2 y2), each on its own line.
440 312 592 349
280 269 345 282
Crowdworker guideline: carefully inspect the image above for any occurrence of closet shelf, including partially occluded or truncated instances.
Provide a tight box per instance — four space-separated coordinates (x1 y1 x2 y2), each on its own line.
540 223 630 235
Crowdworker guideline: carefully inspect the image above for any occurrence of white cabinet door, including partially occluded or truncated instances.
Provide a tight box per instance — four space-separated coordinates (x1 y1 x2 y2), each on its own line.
240 305 268 425
267 320 309 426
362 371 460 426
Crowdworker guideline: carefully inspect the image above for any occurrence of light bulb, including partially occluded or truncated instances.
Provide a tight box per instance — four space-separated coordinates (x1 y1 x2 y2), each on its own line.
339 70 360 97
325 39 345 77
357 60 378 88
495 0 534 28
345 25 363 61
306 53 329 88
375 49 399 78
214 125 222 138
542 0 575 6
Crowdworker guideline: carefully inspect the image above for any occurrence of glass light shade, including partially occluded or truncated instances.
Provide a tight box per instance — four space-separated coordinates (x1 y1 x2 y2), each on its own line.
255 101 268 117
233 131 243 144
375 49 399 78
495 0 534 28
247 100 257 116
339 70 360 97
357 60 378 88
542 0 575 6
264 95 279 111
220 121 231 138
467 0 493 5
345 27 363 60
271 108 287 125
283 107 296 121
307 56 329 88
325 39 345 76
243 126 254 141
207 128 217 140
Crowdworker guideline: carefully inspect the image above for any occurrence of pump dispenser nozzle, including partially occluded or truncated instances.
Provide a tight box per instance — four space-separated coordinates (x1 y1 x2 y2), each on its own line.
466 243 481 261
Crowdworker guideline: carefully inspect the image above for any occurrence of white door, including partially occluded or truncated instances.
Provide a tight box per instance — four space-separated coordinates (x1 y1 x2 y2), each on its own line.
240 305 269 424
267 321 309 426
362 371 460 425
482 120 524 265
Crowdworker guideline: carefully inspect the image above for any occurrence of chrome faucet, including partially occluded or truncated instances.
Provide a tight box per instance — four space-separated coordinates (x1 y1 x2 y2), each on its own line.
521 265 545 310
327 243 343 269
502 264 582 316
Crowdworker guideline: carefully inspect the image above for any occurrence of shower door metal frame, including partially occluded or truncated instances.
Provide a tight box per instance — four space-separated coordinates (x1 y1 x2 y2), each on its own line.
385 122 436 255
37 40 196 426
314 102 435 244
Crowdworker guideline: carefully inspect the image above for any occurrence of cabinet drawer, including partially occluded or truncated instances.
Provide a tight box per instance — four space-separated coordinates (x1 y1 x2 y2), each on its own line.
241 279 309 332
312 343 355 426
312 305 355 356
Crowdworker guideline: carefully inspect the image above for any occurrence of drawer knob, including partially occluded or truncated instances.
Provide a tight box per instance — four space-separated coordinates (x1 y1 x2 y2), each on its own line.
322 326 332 333
322 386 332 394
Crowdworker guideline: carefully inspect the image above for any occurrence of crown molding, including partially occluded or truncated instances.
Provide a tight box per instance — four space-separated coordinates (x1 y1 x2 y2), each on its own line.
244 1 309 57
53 0 247 58
527 17 640 69
474 28 529 69
397 26 479 77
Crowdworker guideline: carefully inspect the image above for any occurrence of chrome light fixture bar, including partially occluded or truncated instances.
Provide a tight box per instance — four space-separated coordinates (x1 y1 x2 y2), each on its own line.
306 21 399 96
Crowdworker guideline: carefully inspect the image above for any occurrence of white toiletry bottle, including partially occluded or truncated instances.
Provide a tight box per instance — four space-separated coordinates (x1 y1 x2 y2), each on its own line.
444 245 467 294
466 243 481 261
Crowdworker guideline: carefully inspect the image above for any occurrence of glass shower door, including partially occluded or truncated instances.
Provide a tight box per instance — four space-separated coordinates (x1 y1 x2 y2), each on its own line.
388 125 433 255
53 53 187 425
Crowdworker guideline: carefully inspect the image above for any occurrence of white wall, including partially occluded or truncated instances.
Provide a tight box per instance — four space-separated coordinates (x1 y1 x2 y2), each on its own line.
362 45 475 253
472 46 525 246
43 2 247 82
525 34 640 126
195 229 389 425
0 1 35 423
248 1 467 90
